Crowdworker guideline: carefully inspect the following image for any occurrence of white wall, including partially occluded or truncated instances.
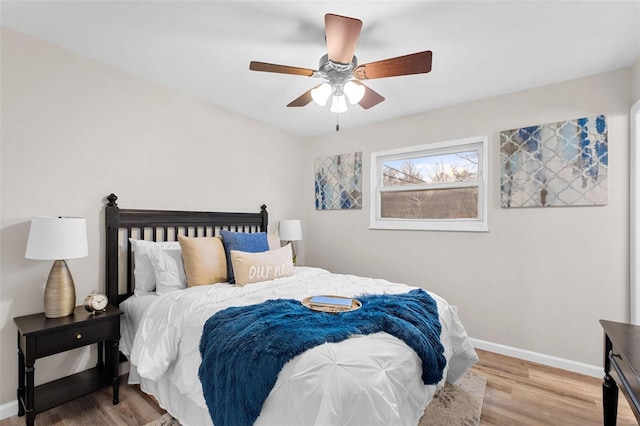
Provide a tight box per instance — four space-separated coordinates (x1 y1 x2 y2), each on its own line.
0 28 304 407
303 68 633 369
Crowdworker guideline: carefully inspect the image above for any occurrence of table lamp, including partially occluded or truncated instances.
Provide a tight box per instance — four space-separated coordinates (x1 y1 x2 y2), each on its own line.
278 219 302 265
25 216 88 318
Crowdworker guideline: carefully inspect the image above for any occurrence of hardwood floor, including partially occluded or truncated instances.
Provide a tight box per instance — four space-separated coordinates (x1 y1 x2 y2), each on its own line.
0 379 164 426
472 349 637 425
0 350 636 425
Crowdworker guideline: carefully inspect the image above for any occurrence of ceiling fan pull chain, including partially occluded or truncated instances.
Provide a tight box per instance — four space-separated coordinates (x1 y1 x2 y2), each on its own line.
336 114 340 132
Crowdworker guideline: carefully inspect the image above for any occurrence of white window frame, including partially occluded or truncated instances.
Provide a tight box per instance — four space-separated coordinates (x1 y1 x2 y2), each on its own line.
369 136 489 232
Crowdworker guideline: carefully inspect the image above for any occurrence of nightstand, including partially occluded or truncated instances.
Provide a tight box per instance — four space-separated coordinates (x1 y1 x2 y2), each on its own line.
600 320 640 425
14 305 123 426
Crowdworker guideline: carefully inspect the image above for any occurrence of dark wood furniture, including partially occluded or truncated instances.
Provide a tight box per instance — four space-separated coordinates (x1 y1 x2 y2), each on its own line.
14 305 123 426
105 193 268 304
600 319 640 425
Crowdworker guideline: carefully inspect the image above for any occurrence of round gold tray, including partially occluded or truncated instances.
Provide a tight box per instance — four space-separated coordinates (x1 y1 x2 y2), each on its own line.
301 295 362 313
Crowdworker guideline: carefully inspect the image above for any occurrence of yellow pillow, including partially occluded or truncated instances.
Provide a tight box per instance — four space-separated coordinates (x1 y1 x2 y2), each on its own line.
231 243 294 287
178 235 227 286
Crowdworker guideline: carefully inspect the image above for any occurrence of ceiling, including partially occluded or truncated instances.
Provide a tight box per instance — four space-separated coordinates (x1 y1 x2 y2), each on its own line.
2 1 640 138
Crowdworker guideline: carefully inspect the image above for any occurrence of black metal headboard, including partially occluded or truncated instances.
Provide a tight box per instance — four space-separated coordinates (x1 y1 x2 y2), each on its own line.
105 193 268 305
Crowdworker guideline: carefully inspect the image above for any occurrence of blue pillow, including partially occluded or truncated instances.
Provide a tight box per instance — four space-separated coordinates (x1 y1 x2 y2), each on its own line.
220 230 269 283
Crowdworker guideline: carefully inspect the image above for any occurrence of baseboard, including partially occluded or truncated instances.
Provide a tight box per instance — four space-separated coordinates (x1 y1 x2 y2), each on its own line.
0 400 18 421
470 338 603 378
0 360 132 421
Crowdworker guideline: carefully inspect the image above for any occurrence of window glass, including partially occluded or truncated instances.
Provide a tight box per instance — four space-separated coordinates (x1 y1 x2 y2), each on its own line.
370 137 488 232
380 188 478 219
382 151 479 187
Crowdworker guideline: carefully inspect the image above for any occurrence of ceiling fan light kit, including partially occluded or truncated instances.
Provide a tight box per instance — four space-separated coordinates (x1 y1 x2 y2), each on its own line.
249 13 433 128
311 81 364 110
330 94 348 114
311 83 332 106
343 81 365 104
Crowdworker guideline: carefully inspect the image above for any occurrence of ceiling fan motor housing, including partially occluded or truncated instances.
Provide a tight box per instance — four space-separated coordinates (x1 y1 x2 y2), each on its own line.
318 54 358 95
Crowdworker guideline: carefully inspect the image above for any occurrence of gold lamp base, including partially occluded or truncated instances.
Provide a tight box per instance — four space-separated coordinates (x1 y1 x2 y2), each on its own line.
44 260 76 318
286 241 297 265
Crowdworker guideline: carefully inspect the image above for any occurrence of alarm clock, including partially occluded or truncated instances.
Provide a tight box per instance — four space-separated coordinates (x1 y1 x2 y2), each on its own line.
83 291 108 314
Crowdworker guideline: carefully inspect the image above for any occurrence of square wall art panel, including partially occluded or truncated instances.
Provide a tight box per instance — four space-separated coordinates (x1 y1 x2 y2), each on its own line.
315 151 362 210
500 114 608 208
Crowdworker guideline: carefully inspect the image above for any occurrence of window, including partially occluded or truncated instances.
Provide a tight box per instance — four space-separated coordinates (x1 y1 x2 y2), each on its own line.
370 136 488 231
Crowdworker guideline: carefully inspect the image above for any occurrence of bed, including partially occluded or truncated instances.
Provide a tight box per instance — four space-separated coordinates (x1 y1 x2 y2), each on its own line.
105 194 478 426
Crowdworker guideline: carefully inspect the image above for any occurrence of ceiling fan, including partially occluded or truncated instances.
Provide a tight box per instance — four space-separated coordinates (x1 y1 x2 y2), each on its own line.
249 13 433 116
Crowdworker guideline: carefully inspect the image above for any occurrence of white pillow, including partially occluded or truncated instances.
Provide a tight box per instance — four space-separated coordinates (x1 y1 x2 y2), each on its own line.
267 231 281 250
148 246 187 295
129 239 180 295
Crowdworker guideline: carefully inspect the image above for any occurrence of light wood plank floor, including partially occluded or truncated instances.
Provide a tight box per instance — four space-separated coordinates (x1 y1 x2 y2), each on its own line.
0 380 165 426
473 349 636 425
0 349 636 425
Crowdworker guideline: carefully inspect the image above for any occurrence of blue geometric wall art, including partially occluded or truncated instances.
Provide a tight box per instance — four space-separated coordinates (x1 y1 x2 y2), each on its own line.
315 152 362 210
500 115 608 208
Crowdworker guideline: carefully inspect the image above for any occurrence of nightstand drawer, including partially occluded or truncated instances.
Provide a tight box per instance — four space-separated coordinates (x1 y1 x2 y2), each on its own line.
36 320 113 357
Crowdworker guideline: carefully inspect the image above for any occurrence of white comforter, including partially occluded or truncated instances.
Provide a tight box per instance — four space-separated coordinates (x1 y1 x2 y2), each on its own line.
130 267 478 426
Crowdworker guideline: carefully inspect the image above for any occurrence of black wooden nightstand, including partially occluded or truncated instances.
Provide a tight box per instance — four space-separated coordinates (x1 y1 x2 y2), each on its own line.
600 319 640 426
14 305 123 426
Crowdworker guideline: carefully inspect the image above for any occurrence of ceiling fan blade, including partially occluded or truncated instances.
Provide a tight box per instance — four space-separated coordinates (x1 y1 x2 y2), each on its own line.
354 81 385 109
325 13 363 64
353 50 433 80
287 88 315 107
250 61 315 77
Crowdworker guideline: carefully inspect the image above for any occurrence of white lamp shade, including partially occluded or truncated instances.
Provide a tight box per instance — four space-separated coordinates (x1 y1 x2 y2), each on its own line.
25 216 88 260
311 83 332 107
330 95 348 114
344 81 365 104
278 220 302 241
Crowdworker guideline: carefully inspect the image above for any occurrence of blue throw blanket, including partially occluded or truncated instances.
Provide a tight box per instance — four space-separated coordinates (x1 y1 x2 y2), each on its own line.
198 289 446 426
